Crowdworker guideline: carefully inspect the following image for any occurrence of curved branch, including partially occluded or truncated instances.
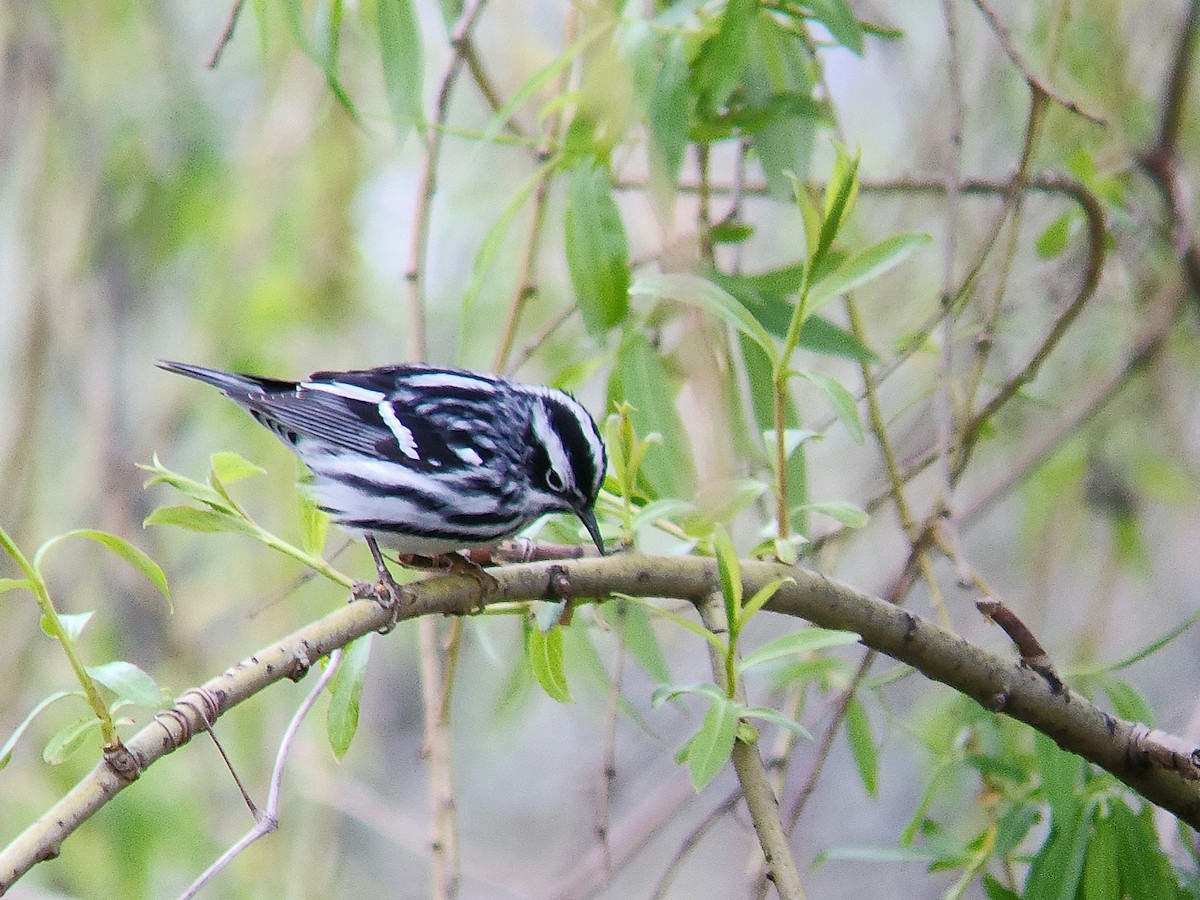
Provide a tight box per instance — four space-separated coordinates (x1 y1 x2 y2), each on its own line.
2 555 1198 893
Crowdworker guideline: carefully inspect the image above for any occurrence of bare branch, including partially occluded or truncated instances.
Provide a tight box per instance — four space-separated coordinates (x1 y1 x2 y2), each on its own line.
4 555 1200 893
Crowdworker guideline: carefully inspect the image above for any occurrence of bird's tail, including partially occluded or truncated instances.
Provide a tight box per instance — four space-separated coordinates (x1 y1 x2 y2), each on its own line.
156 360 295 398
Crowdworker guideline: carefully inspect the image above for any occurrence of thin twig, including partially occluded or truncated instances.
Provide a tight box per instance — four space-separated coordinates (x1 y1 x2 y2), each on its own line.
970 0 1105 125
697 594 806 899
404 0 492 361
178 649 343 899
207 0 245 69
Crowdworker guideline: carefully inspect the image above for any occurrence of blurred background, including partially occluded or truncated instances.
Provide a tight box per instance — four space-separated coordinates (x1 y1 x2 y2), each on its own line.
2 0 1199 897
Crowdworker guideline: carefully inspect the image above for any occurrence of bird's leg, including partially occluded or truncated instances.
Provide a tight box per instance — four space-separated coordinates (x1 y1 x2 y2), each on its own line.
351 536 408 610
394 551 500 612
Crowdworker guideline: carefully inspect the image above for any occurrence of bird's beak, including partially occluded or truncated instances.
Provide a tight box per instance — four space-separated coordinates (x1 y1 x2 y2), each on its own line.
577 508 606 556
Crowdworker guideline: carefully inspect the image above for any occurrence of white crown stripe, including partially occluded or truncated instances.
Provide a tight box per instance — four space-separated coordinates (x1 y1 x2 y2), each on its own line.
401 372 498 393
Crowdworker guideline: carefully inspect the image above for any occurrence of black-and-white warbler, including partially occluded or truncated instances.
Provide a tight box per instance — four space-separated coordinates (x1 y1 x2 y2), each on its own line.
158 361 608 588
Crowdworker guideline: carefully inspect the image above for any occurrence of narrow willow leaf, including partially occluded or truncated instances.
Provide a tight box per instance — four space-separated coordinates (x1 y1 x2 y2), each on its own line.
741 705 812 739
712 526 743 626
0 577 31 597
1036 213 1073 259
798 500 869 529
481 26 602 147
1097 675 1154 727
458 159 554 359
650 681 728 707
377 0 423 144
620 601 672 684
327 634 373 759
648 36 689 206
626 596 726 655
528 623 572 703
609 330 697 499
1 690 79 770
801 0 865 55
762 429 819 462
692 0 754 106
845 695 878 797
140 456 235 513
795 369 864 444
298 491 330 557
740 628 860 672
43 717 102 766
736 577 794 632
631 273 777 366
86 661 164 709
561 622 657 736
565 159 631 335
209 451 267 485
686 696 738 790
814 150 860 270
806 232 932 314
144 505 255 535
1024 803 1092 900
37 530 171 608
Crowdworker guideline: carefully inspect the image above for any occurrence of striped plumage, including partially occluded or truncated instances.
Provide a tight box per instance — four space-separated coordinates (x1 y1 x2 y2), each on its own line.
158 361 607 559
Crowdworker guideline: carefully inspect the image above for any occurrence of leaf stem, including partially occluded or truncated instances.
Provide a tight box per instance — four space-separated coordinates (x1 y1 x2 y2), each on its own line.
0 528 117 747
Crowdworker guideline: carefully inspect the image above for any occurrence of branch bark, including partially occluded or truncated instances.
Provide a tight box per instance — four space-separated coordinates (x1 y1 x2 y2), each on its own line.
3 554 1199 894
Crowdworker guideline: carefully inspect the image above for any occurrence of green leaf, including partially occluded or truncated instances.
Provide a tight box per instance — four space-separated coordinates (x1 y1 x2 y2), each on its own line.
1025 802 1092 900
608 330 697 499
1034 730 1086 822
712 526 743 627
813 149 860 270
85 661 164 709
377 0 423 144
298 491 330 557
481 26 601 147
620 601 672 683
797 500 869 528
794 369 864 443
561 623 658 736
144 505 255 535
845 695 878 797
459 159 555 360
762 429 820 464
739 628 860 672
0 577 30 597
43 716 102 765
631 273 777 366
1036 213 1074 259
141 456 236 513
626 596 726 655
327 634 373 759
692 0 756 107
651 680 728 707
798 315 880 363
0 690 80 770
740 704 812 739
565 159 631 335
209 451 267 484
528 623 572 703
736 577 795 631
806 232 932 314
685 696 739 790
56 611 95 642
36 530 171 609
648 36 690 206
800 0 865 55
1097 675 1154 727
709 222 754 244
1081 807 1120 900
983 875 1022 900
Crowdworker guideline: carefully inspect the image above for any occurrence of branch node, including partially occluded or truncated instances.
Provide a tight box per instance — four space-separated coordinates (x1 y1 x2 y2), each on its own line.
102 742 142 783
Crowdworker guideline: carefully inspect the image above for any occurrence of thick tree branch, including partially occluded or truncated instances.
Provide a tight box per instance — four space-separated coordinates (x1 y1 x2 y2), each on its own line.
2 555 1199 893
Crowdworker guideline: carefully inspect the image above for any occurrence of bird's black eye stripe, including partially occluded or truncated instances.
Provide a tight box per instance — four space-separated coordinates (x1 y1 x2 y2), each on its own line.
547 402 598 500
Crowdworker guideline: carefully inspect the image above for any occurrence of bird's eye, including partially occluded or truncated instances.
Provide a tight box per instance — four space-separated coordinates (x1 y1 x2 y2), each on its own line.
545 468 567 492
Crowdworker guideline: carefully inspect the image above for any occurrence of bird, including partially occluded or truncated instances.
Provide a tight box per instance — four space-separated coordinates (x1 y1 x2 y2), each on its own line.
157 360 607 601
